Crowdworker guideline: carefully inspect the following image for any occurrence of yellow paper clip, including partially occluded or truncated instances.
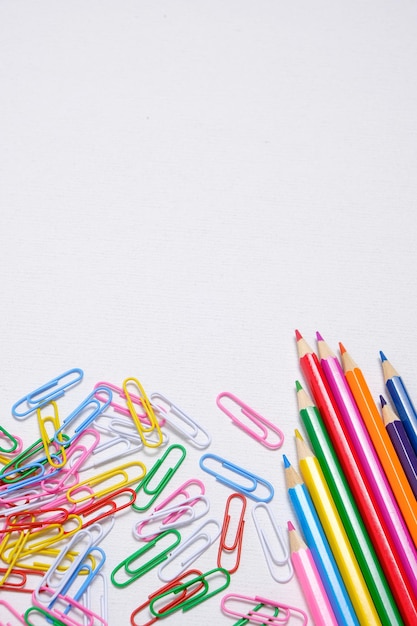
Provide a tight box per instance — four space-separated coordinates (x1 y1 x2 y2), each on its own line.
123 377 163 448
37 401 67 469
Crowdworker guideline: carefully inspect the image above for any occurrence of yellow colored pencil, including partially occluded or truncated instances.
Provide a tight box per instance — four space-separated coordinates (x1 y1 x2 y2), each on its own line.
295 431 381 626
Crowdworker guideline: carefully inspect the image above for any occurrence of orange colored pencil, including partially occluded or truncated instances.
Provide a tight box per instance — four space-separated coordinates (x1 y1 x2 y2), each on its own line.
340 343 417 549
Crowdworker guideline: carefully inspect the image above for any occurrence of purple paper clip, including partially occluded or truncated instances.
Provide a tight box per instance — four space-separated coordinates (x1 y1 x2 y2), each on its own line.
216 392 284 450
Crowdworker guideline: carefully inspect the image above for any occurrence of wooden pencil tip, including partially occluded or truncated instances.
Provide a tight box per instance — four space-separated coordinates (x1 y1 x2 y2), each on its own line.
316 330 324 341
294 428 304 441
295 329 303 341
339 341 346 355
287 520 295 531
380 350 387 362
283 454 291 468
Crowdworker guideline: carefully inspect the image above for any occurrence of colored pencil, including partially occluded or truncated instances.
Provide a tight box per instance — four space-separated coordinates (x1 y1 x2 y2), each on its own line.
381 395 417 500
283 455 359 626
317 333 417 594
340 344 417 547
288 520 338 626
296 381 404 626
296 432 381 625
380 352 417 456
295 330 417 623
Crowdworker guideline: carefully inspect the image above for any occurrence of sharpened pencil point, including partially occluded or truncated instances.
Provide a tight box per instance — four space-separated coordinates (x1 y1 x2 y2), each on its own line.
339 342 346 355
380 395 387 407
380 351 387 362
283 454 291 468
316 331 324 341
295 380 302 392
287 520 295 531
295 428 303 440
295 329 303 341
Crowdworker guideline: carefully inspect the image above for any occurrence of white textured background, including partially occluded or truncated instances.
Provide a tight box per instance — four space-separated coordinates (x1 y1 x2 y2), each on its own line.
1 1 416 624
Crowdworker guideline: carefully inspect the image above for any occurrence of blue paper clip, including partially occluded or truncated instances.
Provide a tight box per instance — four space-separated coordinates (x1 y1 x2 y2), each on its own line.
53 386 113 446
199 454 274 503
11 368 84 420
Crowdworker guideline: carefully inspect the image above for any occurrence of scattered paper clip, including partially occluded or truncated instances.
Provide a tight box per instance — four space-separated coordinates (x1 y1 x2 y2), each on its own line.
217 493 246 574
123 377 163 448
231 600 280 626
132 444 186 512
157 518 221 582
251 502 293 583
199 453 274 503
11 368 84 420
221 593 308 625
216 392 284 450
133 494 209 541
111 529 181 588
53 386 113 446
129 569 205 626
0 425 20 454
0 598 26 624
151 392 211 449
149 567 231 617
37 401 67 469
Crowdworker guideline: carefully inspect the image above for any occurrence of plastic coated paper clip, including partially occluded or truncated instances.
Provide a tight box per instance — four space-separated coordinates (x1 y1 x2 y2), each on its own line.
221 593 308 625
216 392 284 450
199 453 274 503
11 368 84 420
251 502 293 583
123 377 163 448
217 493 246 574
151 392 211 449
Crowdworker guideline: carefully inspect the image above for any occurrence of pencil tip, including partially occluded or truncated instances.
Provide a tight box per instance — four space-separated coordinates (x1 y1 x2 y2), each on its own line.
295 329 303 341
283 454 291 468
380 395 387 407
287 520 295 531
339 341 346 355
294 428 303 440
295 380 302 391
380 351 387 362
316 330 324 341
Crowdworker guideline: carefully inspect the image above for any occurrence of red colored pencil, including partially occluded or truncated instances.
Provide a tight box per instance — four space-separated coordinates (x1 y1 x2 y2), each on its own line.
295 330 417 624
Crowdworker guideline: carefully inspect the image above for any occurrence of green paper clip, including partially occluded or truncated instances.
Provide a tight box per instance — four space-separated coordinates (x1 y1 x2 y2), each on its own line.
132 444 186 512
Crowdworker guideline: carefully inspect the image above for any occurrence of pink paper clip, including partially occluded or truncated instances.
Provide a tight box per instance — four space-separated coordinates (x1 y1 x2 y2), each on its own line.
216 392 284 450
0 598 26 625
221 593 309 625
31 587 108 625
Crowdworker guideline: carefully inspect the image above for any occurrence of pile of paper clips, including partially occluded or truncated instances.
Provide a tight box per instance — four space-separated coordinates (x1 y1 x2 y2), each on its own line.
0 370 307 625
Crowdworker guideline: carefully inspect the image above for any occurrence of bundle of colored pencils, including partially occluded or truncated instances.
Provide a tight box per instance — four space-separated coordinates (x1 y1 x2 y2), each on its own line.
285 331 417 626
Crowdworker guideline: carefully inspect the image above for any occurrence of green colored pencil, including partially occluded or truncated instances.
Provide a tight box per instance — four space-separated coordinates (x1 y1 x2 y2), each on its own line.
296 380 404 626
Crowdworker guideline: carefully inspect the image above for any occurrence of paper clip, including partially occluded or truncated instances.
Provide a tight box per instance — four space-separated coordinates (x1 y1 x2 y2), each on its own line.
217 493 246 574
53 386 113 446
31 587 108 626
94 380 167 425
84 571 108 624
111 529 181 588
79 486 136 527
133 494 209 541
37 401 67 469
150 567 231 617
216 392 284 450
0 598 26 624
129 569 204 626
132 444 186 512
251 502 293 583
157 518 221 582
221 593 308 625
151 392 211 449
231 601 280 626
123 377 163 448
65 460 146 505
0 425 20 454
23 606 67 625
199 453 274 503
11 368 84 420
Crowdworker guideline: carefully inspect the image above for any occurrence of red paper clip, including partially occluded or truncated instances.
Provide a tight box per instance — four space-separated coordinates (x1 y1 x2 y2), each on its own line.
217 493 247 574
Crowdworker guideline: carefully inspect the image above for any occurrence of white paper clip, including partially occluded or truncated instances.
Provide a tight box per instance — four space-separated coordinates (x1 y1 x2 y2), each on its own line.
157 518 221 582
133 494 210 540
252 503 293 583
151 392 211 449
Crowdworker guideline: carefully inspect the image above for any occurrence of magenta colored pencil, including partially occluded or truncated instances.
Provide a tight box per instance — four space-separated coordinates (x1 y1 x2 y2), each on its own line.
288 521 338 626
316 332 417 596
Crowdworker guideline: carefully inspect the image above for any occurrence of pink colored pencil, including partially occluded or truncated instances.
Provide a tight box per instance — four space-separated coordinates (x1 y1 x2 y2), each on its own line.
288 521 338 626
317 332 417 596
